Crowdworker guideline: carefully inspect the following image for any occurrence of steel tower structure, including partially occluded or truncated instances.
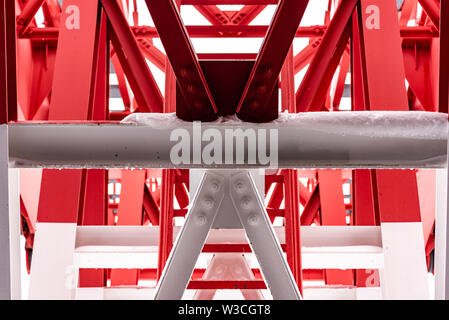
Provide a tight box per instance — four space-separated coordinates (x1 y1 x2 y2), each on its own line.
1 0 448 300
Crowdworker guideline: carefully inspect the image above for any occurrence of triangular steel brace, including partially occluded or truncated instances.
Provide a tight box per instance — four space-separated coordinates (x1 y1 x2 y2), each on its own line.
154 170 301 300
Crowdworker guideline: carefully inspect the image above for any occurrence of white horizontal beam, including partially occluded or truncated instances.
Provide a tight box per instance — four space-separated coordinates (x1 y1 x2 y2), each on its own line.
75 225 382 247
8 111 448 168
74 286 382 300
73 226 383 269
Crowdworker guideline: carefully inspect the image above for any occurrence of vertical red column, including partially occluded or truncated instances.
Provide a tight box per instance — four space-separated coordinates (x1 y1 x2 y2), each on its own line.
281 45 303 292
36 1 108 287
354 0 423 290
318 170 354 285
37 0 102 223
352 170 379 287
284 170 303 293
357 0 422 221
157 170 175 281
156 0 180 282
110 170 146 286
0 0 17 124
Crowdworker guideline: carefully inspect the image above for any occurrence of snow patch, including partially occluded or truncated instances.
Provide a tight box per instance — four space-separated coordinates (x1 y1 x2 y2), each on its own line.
122 111 448 140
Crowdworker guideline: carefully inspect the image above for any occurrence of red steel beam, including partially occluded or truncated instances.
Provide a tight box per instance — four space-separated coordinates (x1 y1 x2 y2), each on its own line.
318 170 354 286
187 280 266 290
101 0 163 113
236 0 309 122
16 0 46 31
230 5 267 25
145 0 218 121
417 0 440 30
41 0 61 28
296 0 357 112
300 184 320 225
281 46 295 111
110 170 146 286
352 169 378 287
182 0 278 4
140 268 322 281
143 184 160 226
284 169 303 293
439 0 449 113
1 0 17 123
194 5 231 24
293 38 321 74
19 25 439 40
157 169 176 280
137 39 166 72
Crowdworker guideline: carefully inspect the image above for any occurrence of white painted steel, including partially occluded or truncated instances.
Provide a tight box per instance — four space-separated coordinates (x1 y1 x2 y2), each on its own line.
7 112 447 169
0 125 21 300
28 223 78 300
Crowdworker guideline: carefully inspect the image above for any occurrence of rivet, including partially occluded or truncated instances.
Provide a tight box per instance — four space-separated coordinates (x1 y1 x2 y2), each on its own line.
180 66 193 78
248 214 258 226
194 100 205 110
262 66 273 78
203 198 214 209
249 100 260 110
256 84 268 95
235 181 245 192
187 83 198 95
210 180 220 192
241 196 251 209
196 214 207 226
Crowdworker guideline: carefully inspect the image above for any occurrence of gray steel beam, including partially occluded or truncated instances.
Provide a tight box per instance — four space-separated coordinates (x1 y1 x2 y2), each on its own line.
7 112 448 169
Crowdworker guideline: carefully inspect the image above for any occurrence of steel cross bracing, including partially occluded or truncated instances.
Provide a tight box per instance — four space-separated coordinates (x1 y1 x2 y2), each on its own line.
0 0 448 300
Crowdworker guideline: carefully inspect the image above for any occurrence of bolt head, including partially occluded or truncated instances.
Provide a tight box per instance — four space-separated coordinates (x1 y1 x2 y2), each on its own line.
203 198 214 209
241 197 251 209
196 214 207 226
194 100 205 110
210 180 220 192
262 66 274 78
247 214 258 226
248 100 260 111
256 84 268 95
235 181 245 192
180 67 193 78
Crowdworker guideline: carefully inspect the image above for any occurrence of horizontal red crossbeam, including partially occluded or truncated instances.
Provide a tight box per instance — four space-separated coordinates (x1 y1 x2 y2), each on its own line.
181 0 278 4
187 280 266 290
19 25 438 40
137 268 323 281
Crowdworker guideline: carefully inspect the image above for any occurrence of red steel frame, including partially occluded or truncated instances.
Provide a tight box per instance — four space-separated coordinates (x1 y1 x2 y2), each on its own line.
2 0 445 294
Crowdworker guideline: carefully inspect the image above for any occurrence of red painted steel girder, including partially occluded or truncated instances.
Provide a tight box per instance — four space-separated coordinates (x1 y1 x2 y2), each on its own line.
101 0 163 113
236 0 309 122
16 0 46 31
284 170 303 292
145 0 218 121
417 0 440 30
439 0 449 113
230 5 268 25
157 169 176 280
181 0 278 4
1 0 17 123
41 0 61 28
19 25 439 40
296 0 357 112
193 5 232 24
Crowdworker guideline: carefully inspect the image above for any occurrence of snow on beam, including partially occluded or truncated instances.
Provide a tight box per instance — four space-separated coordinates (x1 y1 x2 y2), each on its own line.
8 111 448 169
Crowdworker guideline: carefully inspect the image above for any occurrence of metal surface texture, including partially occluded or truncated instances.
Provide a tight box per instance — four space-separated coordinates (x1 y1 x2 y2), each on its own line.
1 0 449 300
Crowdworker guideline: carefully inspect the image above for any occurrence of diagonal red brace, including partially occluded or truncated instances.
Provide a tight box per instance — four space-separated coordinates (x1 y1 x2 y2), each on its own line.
145 0 218 121
236 0 309 123
296 0 357 112
101 0 163 113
